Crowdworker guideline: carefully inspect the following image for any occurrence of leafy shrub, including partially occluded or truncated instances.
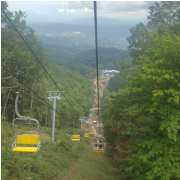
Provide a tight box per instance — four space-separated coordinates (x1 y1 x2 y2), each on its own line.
58 139 73 151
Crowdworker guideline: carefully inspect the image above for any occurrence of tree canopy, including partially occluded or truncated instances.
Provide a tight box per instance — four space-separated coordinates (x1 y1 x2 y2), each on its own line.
127 1 180 63
1 1 95 129
102 2 180 179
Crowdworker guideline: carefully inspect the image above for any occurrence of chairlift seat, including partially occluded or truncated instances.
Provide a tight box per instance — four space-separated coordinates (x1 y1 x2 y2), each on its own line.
13 147 38 152
92 136 106 154
71 135 80 141
92 149 105 153
12 134 40 152
84 133 89 137
12 92 41 153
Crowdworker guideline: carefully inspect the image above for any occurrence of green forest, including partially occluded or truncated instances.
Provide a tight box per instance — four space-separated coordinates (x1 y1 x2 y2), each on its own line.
102 1 180 179
1 1 180 180
1 1 95 127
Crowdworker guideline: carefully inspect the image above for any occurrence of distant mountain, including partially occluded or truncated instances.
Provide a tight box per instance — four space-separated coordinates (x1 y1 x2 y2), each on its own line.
28 23 94 36
28 19 131 50
37 32 128 51
26 13 65 24
27 16 146 50
68 17 145 26
28 18 137 38
41 38 132 74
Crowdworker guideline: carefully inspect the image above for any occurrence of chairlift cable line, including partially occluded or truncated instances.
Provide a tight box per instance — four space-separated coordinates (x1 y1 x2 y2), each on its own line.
2 76 78 126
1 7 80 116
94 1 101 130
2 75 62 116
1 80 62 115
1 64 63 116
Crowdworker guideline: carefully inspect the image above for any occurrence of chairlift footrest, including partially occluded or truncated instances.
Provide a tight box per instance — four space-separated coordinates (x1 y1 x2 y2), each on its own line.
13 146 37 152
72 139 80 141
92 149 105 153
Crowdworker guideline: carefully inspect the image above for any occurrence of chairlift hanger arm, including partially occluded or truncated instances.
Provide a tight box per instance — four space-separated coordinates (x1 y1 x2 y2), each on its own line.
12 93 41 152
15 92 22 118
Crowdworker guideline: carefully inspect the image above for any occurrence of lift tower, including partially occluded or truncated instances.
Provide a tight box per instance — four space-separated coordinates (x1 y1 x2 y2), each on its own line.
47 91 63 142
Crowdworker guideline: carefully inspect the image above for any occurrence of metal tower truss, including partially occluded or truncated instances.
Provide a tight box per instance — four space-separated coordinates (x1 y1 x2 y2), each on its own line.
47 91 63 142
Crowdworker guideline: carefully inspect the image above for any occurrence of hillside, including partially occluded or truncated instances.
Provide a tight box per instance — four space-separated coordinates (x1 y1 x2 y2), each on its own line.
2 1 180 180
29 20 130 50
1 122 114 180
74 47 132 69
41 40 132 71
28 17 137 38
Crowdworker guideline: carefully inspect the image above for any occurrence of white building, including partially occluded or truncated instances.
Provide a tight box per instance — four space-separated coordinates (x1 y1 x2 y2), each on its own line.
100 69 120 77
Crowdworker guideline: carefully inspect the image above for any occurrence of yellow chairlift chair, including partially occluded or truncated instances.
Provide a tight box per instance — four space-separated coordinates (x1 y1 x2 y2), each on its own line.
84 133 89 138
12 92 41 152
71 121 80 141
92 136 106 153
71 135 80 141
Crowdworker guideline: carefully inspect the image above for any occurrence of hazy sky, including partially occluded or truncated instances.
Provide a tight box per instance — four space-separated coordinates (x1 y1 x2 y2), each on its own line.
6 1 157 23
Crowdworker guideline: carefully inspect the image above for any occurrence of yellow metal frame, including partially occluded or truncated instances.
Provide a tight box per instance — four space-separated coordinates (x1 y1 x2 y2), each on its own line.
71 135 80 141
92 149 105 153
12 92 41 152
92 136 106 153
84 133 89 137
16 135 40 144
12 134 40 152
13 147 38 152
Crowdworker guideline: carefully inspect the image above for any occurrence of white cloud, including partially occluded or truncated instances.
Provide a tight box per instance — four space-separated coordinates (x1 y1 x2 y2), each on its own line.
58 9 64 12
70 9 75 13
6 1 159 22
84 7 89 12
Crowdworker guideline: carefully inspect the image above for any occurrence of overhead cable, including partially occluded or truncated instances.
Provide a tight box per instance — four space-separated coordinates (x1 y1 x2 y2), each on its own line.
2 81 78 127
2 65 62 115
94 1 101 127
1 7 80 116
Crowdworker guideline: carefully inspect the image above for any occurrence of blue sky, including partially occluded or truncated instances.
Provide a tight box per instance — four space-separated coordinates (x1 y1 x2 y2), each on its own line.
6 1 157 23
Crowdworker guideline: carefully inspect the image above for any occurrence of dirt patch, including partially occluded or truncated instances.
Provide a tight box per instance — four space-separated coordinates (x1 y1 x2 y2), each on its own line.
81 76 110 133
82 123 91 131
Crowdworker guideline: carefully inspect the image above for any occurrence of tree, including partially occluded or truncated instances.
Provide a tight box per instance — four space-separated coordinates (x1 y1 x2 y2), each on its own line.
127 1 180 63
107 60 133 92
127 23 149 63
148 2 180 29
104 33 180 180
103 2 180 179
1 2 50 122
128 33 180 180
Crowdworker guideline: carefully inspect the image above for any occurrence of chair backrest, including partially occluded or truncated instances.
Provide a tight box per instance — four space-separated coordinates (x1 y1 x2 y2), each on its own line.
84 133 89 137
72 135 80 139
16 135 40 145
